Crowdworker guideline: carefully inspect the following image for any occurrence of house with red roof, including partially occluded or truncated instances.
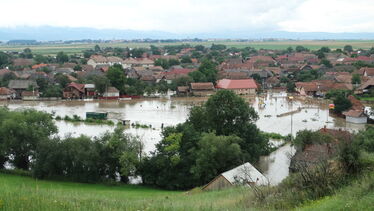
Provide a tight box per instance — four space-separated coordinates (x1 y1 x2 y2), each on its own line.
157 68 194 83
216 79 258 95
0 87 15 100
360 67 374 77
63 82 85 99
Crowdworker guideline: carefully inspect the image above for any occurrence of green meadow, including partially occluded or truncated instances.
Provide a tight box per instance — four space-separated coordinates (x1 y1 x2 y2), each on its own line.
1 40 374 55
1 172 374 210
0 173 248 211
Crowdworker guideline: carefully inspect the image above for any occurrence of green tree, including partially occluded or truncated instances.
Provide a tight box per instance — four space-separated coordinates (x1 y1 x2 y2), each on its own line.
54 73 71 88
321 59 333 68
296 45 308 52
154 58 169 69
93 75 110 95
94 45 101 52
194 45 205 52
204 90 259 136
168 59 180 66
34 54 49 64
287 82 296 92
0 52 10 68
181 56 192 63
198 59 218 84
36 77 50 92
73 64 82 71
107 64 126 94
344 45 353 53
191 133 243 184
20 48 33 59
188 71 207 82
56 51 69 63
333 95 352 113
42 85 62 98
293 130 333 150
320 46 331 53
351 74 361 85
1 109 57 170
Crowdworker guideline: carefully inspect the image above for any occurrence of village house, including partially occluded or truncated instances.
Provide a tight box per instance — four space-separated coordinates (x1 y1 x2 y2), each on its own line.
21 90 39 101
8 80 38 99
356 78 374 94
202 162 268 191
189 82 215 96
216 79 258 95
0 87 15 100
342 96 367 124
296 81 350 97
176 86 189 96
84 84 96 98
63 82 85 99
12 58 33 68
265 76 280 89
289 128 352 172
360 67 374 77
87 55 124 68
245 56 276 69
157 68 194 84
219 69 251 79
343 110 367 124
123 58 154 68
103 87 120 99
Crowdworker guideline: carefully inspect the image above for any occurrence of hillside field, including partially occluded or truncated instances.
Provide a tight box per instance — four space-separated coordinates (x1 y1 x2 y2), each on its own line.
1 172 374 211
1 40 374 55
0 173 248 211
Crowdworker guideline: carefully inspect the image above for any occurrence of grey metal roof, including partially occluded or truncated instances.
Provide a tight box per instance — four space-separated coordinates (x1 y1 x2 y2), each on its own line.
221 162 268 186
8 80 38 89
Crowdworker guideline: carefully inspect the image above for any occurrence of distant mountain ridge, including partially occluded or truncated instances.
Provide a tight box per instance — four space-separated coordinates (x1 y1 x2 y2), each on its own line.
1 26 374 41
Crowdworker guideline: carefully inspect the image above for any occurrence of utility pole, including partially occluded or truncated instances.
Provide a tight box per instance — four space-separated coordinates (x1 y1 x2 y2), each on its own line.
289 96 294 141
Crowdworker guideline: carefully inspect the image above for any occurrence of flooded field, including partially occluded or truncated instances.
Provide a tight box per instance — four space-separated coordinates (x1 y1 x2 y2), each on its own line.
0 92 368 185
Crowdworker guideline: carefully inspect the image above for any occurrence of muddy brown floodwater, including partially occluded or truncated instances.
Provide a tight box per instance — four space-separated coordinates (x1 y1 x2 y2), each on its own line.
0 91 368 185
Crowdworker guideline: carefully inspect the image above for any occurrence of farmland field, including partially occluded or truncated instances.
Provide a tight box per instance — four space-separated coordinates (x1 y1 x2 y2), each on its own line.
1 40 374 56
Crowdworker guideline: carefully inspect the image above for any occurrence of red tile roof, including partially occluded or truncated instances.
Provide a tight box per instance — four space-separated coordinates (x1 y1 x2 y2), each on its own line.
32 64 48 69
67 82 85 92
165 68 193 75
0 87 14 95
216 79 258 89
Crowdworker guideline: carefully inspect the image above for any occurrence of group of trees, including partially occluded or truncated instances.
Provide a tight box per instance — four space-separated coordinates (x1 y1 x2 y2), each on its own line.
188 59 218 83
0 108 142 183
139 90 270 189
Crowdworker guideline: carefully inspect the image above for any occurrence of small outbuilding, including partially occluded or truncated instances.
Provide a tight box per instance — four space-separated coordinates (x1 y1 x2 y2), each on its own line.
343 110 367 124
190 82 215 96
202 162 268 191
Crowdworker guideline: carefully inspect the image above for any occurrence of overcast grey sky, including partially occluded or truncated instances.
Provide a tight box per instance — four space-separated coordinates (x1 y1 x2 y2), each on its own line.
1 0 373 33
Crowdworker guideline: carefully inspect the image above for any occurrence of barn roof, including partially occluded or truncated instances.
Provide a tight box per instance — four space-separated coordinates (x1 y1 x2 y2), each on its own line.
221 162 268 185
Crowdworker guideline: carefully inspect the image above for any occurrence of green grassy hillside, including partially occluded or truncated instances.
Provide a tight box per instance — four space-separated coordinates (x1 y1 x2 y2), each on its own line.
1 172 374 210
298 173 374 211
0 173 248 211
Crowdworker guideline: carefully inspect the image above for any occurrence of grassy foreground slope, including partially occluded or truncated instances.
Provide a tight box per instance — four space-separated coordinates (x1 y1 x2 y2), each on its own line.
0 173 247 211
1 172 374 211
298 172 374 211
